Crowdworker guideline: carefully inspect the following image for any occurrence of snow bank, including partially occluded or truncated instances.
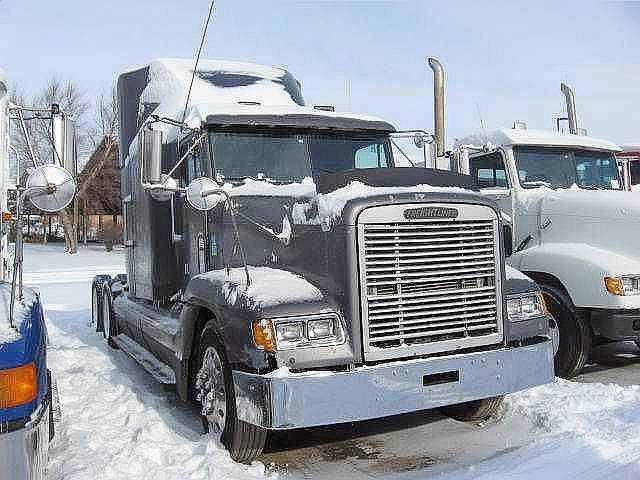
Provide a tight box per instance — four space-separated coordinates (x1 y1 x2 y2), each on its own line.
442 379 640 479
200 266 323 310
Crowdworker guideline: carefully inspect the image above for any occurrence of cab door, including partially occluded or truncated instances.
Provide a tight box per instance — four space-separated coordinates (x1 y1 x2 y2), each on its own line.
469 150 513 217
468 150 514 255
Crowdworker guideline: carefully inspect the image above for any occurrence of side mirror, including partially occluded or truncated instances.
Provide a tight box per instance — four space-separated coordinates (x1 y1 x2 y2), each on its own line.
140 128 163 184
186 177 225 211
25 165 76 213
51 108 77 177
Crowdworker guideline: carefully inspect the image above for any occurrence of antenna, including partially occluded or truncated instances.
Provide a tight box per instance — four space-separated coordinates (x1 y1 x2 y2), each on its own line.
181 0 216 123
345 79 352 111
475 101 486 130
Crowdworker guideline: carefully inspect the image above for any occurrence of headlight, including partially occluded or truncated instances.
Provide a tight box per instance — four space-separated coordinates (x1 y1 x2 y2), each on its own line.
253 314 345 351
507 293 547 322
604 276 640 296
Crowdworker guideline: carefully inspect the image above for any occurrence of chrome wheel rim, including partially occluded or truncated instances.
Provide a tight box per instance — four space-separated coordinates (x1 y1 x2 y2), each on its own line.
550 318 560 357
102 293 110 339
196 346 227 437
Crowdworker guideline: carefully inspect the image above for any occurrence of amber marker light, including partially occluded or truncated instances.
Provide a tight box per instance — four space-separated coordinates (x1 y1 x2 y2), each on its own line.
252 319 277 352
537 292 549 315
1 211 12 223
604 277 624 296
0 363 37 409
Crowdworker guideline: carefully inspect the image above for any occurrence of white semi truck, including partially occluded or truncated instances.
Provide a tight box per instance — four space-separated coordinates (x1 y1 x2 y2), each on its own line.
426 58 638 378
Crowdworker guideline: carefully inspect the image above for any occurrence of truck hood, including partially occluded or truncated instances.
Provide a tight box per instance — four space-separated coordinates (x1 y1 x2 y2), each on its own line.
517 188 640 261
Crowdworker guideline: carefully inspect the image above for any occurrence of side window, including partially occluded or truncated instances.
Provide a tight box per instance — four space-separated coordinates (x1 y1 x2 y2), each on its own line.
182 138 211 184
355 144 389 169
470 152 509 189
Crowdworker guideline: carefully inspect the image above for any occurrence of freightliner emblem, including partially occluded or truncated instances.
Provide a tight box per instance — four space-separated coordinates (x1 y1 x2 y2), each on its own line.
403 206 459 220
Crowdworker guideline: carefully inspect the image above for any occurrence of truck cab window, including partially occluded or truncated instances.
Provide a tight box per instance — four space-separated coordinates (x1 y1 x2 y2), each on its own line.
207 131 393 182
354 144 389 169
186 142 211 183
470 152 509 189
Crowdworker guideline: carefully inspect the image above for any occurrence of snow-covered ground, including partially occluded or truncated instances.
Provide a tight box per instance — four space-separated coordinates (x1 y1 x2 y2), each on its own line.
19 243 640 479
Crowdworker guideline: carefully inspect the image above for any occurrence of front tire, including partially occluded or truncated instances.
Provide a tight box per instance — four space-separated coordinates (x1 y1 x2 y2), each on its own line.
441 396 504 422
194 327 266 464
541 284 591 378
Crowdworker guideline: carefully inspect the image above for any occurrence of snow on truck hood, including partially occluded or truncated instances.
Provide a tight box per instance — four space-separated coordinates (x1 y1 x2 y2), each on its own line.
519 187 640 221
196 266 323 310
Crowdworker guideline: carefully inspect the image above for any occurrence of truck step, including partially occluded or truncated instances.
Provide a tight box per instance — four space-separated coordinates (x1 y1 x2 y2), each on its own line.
113 334 176 384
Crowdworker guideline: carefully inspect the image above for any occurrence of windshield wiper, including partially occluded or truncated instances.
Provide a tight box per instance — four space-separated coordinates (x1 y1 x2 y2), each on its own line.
579 184 607 190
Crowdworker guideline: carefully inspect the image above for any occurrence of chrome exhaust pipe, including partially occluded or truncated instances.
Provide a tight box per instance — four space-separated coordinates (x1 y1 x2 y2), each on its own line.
428 57 446 157
560 82 578 134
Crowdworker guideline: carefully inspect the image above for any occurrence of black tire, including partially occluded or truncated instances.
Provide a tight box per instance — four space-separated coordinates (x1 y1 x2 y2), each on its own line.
101 286 118 349
441 396 504 422
541 283 591 379
195 327 267 463
91 275 111 332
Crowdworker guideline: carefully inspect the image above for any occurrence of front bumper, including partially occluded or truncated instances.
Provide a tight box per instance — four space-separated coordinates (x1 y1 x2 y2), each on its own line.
591 309 640 340
233 339 553 429
0 402 50 480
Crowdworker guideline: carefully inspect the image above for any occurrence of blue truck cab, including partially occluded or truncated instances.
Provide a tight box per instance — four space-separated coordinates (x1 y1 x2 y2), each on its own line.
0 283 55 480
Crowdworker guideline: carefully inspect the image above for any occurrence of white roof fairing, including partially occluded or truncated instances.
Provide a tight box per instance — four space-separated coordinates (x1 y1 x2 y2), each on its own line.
456 128 621 153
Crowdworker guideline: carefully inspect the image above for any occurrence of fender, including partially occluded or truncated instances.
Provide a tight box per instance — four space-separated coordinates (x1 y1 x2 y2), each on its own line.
177 266 345 400
510 242 640 309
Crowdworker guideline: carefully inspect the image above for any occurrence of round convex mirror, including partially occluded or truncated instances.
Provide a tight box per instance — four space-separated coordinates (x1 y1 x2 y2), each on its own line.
25 164 76 213
186 177 225 211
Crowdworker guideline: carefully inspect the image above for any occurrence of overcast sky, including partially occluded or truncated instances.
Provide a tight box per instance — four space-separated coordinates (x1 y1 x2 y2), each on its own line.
0 1 638 145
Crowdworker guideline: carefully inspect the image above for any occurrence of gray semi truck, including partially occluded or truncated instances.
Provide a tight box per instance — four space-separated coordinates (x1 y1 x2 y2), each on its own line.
91 58 554 463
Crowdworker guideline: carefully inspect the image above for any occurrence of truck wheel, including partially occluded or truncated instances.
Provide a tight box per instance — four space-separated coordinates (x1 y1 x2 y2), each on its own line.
541 284 591 378
195 329 266 464
101 287 118 349
441 396 504 422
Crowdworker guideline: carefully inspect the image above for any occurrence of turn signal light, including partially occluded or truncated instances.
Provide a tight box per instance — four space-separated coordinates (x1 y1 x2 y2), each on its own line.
252 319 276 352
1 212 12 223
0 363 37 408
604 277 624 296
537 292 549 315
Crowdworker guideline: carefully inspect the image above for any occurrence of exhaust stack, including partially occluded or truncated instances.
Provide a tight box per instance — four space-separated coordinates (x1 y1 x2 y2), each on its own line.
560 82 578 134
428 57 446 157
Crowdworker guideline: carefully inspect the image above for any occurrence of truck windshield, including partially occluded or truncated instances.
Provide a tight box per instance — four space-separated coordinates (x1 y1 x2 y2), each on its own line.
629 160 640 187
514 146 621 190
208 131 392 182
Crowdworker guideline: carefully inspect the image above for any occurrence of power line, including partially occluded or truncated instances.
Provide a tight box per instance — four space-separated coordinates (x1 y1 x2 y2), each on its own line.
181 0 216 123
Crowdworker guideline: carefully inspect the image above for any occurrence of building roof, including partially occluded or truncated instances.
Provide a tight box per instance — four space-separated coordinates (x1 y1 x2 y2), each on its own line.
455 128 621 152
76 137 121 215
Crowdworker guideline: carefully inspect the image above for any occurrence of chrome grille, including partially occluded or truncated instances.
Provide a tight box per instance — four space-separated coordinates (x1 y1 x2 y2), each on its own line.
358 203 503 361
